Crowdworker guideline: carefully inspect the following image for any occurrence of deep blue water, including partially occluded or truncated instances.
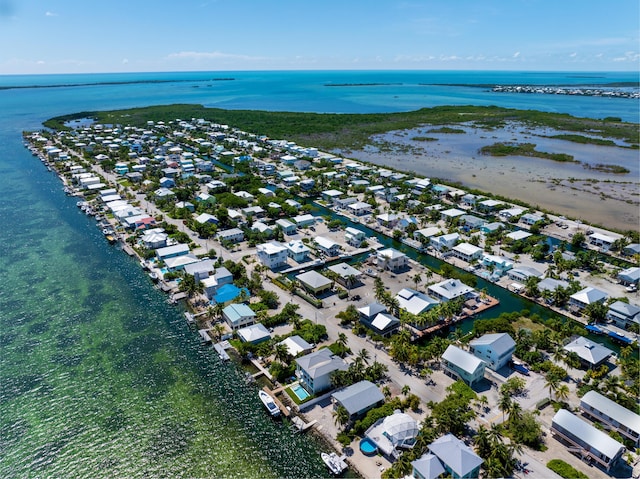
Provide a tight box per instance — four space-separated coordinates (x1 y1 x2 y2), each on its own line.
0 70 638 478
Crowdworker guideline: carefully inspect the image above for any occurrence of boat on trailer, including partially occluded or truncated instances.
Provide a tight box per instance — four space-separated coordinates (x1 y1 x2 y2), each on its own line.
321 452 348 475
258 390 280 417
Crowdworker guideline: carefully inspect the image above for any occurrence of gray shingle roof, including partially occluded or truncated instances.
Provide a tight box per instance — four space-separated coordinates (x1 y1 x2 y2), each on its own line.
563 337 613 366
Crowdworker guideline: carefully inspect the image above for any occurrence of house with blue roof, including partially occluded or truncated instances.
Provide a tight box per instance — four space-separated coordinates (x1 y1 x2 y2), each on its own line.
223 303 256 330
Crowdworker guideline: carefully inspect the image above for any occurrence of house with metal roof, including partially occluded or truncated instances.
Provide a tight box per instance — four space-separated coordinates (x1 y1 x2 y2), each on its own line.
223 303 256 331
314 236 342 257
411 453 446 479
428 279 475 303
427 433 484 479
563 336 613 369
376 248 408 272
451 243 484 263
469 333 516 371
551 409 625 472
275 218 297 235
216 227 244 244
569 287 608 311
441 345 485 386
345 227 367 247
278 335 314 357
327 262 362 287
296 270 333 296
156 243 190 261
284 240 311 263
580 390 640 445
606 301 640 330
256 241 289 270
617 267 640 286
331 380 385 419
237 324 271 344
507 266 543 282
430 233 459 252
396 288 439 316
295 348 348 395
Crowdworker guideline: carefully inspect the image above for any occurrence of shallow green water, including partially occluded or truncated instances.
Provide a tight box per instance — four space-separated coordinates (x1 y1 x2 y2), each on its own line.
0 147 326 478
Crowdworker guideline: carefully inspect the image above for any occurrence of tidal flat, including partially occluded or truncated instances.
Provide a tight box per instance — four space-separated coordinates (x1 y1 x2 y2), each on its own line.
344 122 639 231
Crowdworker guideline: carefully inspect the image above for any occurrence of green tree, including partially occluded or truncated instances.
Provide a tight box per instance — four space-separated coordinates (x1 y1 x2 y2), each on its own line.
332 405 350 430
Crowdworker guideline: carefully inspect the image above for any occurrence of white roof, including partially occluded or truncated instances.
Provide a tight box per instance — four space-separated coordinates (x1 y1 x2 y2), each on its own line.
371 313 400 331
257 241 287 255
506 230 532 241
570 287 608 305
156 243 189 257
332 381 385 416
582 390 640 436
441 208 465 217
377 248 406 259
469 333 516 356
296 270 332 289
396 288 439 315
428 279 474 301
279 335 313 357
315 236 339 249
442 345 484 375
563 336 613 365
237 324 271 343
453 243 483 256
553 409 624 460
327 262 361 278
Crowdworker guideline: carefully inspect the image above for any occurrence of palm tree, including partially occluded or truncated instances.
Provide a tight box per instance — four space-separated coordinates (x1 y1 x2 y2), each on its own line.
401 384 411 397
211 323 225 342
555 384 570 403
544 373 562 400
374 277 386 302
382 385 392 400
474 425 491 458
357 348 370 365
332 405 350 430
498 394 512 423
274 343 289 364
412 273 423 291
507 400 522 422
345 274 357 293
337 333 349 357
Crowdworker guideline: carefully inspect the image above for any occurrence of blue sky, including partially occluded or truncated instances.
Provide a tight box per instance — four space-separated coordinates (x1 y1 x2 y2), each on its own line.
1 0 638 74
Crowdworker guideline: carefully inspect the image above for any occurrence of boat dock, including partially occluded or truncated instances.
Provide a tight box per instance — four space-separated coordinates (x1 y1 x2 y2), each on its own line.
214 341 231 361
262 386 290 418
292 416 317 433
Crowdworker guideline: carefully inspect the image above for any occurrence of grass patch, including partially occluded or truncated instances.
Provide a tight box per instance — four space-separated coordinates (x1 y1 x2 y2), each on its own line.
411 136 438 141
512 316 546 333
584 163 630 174
428 126 465 134
547 459 589 479
548 133 617 146
480 142 578 163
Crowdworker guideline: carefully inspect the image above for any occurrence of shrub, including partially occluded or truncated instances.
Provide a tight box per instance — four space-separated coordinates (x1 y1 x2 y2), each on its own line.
547 459 588 479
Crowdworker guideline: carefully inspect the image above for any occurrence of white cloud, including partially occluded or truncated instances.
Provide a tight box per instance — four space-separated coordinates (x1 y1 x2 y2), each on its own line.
45 11 58 17
166 50 267 62
613 51 640 62
122 58 129 64
569 52 577 58
513 51 520 58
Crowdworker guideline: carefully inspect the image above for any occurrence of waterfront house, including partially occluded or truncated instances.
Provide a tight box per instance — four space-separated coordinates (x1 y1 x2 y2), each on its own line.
481 255 513 276
216 228 244 244
569 287 608 311
347 201 373 217
580 390 640 445
413 227 442 243
507 266 543 283
293 214 316 228
477 199 503 213
295 348 348 395
201 267 233 300
275 218 297 235
332 381 385 420
459 214 486 231
505 230 532 242
358 303 399 337
183 259 216 282
480 222 505 235
606 301 640 330
426 433 484 479
537 277 569 295
285 239 311 263
278 335 314 357
430 233 459 252
428 279 474 303
551 409 625 472
468 333 516 371
451 243 483 263
321 189 344 205
520 213 544 226
141 229 168 249
164 253 199 272
223 303 256 330
314 236 342 257
376 248 408 272
156 243 190 261
396 288 439 316
441 345 485 386
256 242 289 270
617 266 640 286
499 207 524 219
335 197 358 210
295 270 333 296
376 213 399 229
327 263 362 288
563 336 613 369
623 244 640 257
344 227 367 248
410 453 446 479
365 411 419 459
237 324 271 344
588 232 616 252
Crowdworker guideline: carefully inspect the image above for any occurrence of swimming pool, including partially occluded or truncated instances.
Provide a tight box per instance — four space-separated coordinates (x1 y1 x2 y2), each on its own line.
359 438 378 456
291 384 310 401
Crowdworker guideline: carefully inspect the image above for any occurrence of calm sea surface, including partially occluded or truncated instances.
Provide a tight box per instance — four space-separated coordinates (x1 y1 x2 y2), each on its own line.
0 70 637 478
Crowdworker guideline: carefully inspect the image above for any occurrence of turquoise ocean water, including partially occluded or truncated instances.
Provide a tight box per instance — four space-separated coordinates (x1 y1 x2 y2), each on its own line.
0 70 638 479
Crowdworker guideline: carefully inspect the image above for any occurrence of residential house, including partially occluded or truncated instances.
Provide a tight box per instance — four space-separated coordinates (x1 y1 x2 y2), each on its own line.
440 208 465 222
295 348 348 395
459 214 486 231
413 227 442 243
365 411 419 458
335 197 358 210
396 288 439 317
141 228 168 249
285 239 311 263
411 453 446 479
275 218 297 235
358 303 400 337
451 243 483 263
295 270 333 296
507 266 543 283
223 303 256 330
347 201 373 217
430 233 459 252
376 213 399 229
481 255 513 276
345 227 367 248
499 207 524 219
237 324 271 344
278 335 314 357
480 222 505 235
581 390 640 445
251 221 274 238
468 333 516 371
588 233 616 252
477 199 503 213
194 213 219 225
376 248 408 272
563 336 613 369
506 230 532 242
332 381 385 420
175 201 195 212
426 434 484 479
617 267 640 286
314 236 342 257
520 213 544 226
256 242 289 270
569 287 608 311
156 243 190 261
441 345 486 386
551 409 625 472
183 259 216 282
293 214 316 228
216 228 245 244
321 189 344 204
201 267 234 300
327 263 362 288
164 253 199 272
606 301 640 330
428 279 475 303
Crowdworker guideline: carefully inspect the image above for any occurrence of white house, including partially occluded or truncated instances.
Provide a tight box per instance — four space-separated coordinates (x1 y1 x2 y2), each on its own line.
216 228 244 244
376 248 408 272
451 243 483 263
588 232 616 252
580 390 640 445
256 242 289 270
569 287 608 311
428 279 475 302
156 243 190 261
430 233 459 252
284 240 311 263
314 236 342 257
345 227 367 248
275 218 297 235
295 348 348 395
347 201 373 217
396 288 439 316
278 335 314 357
441 345 485 386
468 333 516 371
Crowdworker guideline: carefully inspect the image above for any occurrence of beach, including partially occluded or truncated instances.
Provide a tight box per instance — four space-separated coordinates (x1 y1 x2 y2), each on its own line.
344 122 639 232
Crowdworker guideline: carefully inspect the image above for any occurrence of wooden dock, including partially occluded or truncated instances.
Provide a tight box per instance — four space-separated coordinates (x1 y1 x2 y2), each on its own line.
263 386 290 417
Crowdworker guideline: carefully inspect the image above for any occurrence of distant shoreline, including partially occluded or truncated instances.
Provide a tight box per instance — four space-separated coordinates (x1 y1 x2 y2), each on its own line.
0 78 235 91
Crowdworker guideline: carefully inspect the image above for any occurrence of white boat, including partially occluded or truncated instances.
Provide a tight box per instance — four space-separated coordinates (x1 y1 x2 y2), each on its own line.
321 452 348 475
258 390 280 417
